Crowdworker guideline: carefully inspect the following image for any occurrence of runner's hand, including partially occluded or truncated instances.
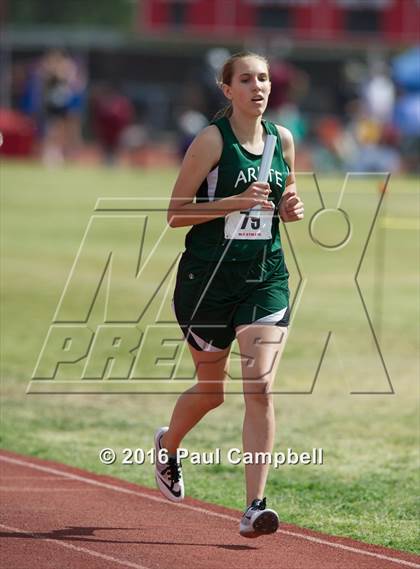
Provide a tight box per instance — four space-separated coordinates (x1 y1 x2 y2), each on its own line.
235 182 273 211
279 191 304 222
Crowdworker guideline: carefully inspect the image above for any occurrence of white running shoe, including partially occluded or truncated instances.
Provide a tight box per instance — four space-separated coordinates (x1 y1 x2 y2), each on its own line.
239 497 279 538
154 427 184 502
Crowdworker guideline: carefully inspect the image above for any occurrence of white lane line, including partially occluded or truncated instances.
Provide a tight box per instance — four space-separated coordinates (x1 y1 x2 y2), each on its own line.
1 454 419 568
0 523 150 569
0 476 72 480
0 487 100 492
279 530 420 568
0 455 236 521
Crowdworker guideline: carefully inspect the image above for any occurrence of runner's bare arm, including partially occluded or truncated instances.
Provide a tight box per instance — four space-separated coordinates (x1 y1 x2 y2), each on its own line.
276 125 304 223
167 126 272 228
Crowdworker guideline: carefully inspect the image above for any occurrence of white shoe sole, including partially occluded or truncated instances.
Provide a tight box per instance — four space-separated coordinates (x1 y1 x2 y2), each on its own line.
240 510 279 538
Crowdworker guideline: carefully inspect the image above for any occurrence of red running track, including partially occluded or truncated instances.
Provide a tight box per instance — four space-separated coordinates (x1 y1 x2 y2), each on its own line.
1 450 419 569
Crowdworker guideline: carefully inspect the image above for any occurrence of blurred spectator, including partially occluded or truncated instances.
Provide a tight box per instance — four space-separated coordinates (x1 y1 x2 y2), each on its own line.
342 104 401 173
392 47 420 92
90 83 135 165
176 109 208 158
274 103 307 146
197 48 231 120
311 116 346 172
0 109 36 157
336 60 365 117
392 47 420 173
39 49 86 166
394 93 420 137
355 122 401 173
361 59 395 124
267 60 294 110
266 60 308 146
4 45 419 173
321 55 407 173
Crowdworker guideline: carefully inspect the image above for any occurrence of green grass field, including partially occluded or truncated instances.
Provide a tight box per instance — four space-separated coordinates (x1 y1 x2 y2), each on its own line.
1 161 419 553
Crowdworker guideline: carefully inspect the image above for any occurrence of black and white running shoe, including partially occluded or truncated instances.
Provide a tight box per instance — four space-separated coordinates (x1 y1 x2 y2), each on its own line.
154 426 184 502
239 497 279 538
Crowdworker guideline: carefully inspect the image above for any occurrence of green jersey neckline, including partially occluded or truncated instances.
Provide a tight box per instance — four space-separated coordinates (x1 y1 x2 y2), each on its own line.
224 117 273 159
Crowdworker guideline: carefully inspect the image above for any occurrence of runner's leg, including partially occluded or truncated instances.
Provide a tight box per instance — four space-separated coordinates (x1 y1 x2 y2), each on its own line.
162 344 230 454
236 324 288 505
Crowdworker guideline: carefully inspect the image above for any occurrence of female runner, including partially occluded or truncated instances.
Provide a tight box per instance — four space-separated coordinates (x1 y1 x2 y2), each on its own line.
154 52 304 538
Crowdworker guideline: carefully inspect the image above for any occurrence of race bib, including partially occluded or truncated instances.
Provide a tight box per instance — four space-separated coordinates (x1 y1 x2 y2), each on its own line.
224 207 273 240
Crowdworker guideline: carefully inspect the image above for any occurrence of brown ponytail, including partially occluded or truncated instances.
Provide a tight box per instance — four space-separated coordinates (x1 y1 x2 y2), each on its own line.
213 102 233 121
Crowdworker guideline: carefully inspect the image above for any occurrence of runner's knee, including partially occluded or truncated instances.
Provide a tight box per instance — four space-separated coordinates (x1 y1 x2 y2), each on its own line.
194 383 225 409
207 392 225 409
243 381 273 408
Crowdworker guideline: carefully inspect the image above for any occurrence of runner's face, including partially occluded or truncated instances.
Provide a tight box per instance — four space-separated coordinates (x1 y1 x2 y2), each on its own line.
224 57 271 116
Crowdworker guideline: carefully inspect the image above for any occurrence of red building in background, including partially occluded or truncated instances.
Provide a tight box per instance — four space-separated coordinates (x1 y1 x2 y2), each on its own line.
139 0 419 46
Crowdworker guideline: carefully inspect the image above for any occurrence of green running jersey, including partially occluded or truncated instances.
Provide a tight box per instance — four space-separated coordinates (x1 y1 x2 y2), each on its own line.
184 117 290 262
